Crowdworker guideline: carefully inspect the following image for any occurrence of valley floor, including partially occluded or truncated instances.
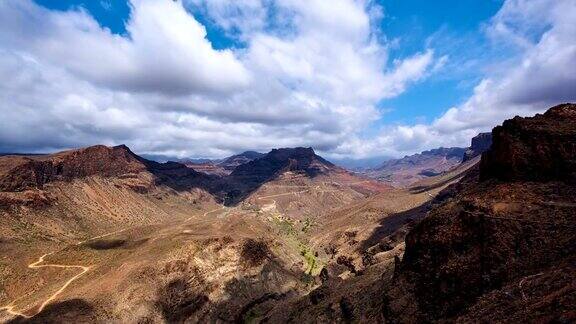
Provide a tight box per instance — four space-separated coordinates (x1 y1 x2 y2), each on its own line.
0 172 455 323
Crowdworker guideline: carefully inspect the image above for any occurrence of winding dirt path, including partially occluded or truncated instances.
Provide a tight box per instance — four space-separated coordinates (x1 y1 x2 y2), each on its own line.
1 253 90 319
0 224 138 319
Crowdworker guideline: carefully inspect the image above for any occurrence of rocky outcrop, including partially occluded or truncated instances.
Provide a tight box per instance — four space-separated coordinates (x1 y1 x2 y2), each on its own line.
385 103 576 322
462 132 492 162
221 147 339 204
0 145 146 191
0 144 208 193
231 147 336 183
480 103 576 182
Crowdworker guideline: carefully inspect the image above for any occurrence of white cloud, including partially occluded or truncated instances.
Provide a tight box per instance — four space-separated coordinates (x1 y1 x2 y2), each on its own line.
6 0 572 161
331 0 576 159
185 0 268 38
0 0 250 96
0 0 440 158
432 0 576 131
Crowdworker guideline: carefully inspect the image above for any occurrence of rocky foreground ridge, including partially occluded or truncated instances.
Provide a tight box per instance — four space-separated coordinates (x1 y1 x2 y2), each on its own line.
386 103 576 322
264 104 576 323
481 103 576 182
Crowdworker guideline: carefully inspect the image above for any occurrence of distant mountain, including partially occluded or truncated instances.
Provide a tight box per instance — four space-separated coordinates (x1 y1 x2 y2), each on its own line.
230 147 338 185
0 144 212 194
462 132 492 162
223 146 390 205
217 151 265 171
361 147 466 187
329 155 392 170
183 150 264 176
139 154 213 164
187 158 217 164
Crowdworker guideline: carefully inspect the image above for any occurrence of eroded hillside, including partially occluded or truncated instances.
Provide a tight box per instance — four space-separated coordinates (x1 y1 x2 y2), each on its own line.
1 104 574 323
268 103 576 323
0 144 406 322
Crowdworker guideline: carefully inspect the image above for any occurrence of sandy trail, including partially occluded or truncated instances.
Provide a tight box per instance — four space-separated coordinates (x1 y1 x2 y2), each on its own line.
1 225 136 319
1 253 90 319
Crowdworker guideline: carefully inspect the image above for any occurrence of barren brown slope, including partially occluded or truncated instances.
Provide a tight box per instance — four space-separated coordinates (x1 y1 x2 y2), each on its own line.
0 145 224 321
0 144 394 323
264 103 576 323
0 144 220 239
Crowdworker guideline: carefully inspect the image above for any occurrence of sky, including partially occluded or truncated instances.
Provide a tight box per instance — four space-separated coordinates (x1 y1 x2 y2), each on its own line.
0 0 574 162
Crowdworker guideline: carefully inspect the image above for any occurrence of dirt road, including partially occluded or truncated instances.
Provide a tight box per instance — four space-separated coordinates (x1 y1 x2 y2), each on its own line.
1 253 90 319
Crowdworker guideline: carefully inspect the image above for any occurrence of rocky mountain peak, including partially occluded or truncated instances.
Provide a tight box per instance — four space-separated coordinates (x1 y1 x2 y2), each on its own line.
462 132 492 162
230 147 335 181
0 145 148 191
0 144 205 192
480 103 576 182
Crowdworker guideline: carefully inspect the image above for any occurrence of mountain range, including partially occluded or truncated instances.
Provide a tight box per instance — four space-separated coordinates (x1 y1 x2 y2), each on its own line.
357 132 493 188
0 104 574 323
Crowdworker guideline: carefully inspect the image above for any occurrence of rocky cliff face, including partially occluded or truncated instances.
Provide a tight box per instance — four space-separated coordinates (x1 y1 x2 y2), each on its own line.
385 103 576 322
462 132 492 162
480 103 576 182
0 145 147 191
0 144 212 196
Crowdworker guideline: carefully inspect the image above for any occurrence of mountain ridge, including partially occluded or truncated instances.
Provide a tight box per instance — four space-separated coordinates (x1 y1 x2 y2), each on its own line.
361 147 466 187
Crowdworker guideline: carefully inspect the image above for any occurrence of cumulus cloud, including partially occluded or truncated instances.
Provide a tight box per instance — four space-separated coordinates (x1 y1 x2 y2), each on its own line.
330 0 576 159
432 0 576 130
0 0 438 158
0 0 250 96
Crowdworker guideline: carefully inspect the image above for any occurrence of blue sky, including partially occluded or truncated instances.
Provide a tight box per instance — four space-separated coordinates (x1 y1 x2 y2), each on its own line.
376 0 505 126
1 0 574 160
35 0 131 35
34 0 503 126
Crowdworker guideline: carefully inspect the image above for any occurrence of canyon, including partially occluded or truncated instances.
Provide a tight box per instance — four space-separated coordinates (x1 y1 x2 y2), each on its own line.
0 104 574 323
